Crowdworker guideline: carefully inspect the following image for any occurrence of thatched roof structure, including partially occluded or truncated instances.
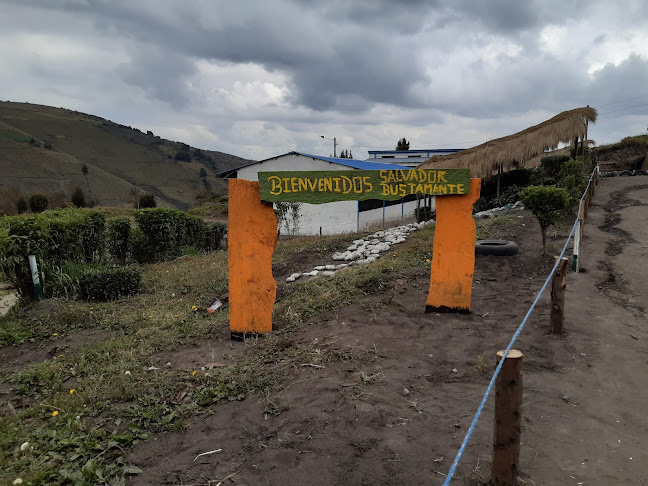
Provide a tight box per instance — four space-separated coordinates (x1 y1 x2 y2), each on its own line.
418 107 597 179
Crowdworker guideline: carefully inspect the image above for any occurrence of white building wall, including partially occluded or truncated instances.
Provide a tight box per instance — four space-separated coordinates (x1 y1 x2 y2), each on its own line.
236 154 359 236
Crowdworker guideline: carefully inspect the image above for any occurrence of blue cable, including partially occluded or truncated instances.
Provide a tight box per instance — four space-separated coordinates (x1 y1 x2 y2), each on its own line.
441 167 598 485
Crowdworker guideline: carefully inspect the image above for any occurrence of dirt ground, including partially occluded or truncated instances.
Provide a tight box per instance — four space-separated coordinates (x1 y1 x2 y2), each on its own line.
116 176 648 486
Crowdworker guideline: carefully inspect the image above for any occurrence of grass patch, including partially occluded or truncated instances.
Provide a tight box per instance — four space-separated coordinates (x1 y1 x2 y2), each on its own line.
475 215 515 240
0 128 30 143
0 223 441 484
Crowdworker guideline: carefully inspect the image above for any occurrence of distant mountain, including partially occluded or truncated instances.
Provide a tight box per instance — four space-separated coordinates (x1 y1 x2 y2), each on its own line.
0 102 252 210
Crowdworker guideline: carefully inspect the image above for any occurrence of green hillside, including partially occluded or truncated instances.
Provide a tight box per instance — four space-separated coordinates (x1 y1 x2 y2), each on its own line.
0 102 251 210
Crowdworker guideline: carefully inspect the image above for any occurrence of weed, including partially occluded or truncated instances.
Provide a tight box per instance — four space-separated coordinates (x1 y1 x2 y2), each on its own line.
473 355 489 377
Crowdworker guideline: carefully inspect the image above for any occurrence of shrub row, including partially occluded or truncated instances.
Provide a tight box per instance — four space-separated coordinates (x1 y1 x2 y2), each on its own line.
0 209 106 297
131 209 226 263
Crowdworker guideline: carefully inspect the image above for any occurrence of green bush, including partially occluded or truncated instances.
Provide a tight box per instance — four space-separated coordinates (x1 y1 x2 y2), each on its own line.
29 193 49 213
559 159 587 204
71 187 86 208
520 185 570 254
132 209 214 263
0 209 105 297
204 221 227 251
139 193 156 208
106 217 131 263
540 155 570 181
78 266 141 301
16 198 27 214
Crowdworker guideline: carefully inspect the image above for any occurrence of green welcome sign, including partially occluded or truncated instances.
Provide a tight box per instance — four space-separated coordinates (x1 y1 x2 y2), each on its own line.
258 169 470 203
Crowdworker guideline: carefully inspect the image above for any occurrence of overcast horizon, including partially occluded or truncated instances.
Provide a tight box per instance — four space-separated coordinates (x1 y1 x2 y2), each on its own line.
1 0 647 161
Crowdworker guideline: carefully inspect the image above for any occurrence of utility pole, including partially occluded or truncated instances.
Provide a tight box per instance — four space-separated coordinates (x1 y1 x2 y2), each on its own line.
321 135 337 157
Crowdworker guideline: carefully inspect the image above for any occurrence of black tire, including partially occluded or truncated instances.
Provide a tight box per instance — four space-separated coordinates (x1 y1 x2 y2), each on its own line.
475 240 518 256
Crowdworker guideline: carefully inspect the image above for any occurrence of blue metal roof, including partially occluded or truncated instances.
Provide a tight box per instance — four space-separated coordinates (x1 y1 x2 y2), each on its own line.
217 151 406 178
297 152 405 170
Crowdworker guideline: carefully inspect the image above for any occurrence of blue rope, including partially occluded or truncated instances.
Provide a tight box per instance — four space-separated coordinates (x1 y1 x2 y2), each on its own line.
441 167 598 485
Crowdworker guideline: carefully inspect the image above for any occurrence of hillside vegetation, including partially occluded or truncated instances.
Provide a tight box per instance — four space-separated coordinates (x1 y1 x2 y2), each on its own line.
0 102 251 210
593 134 648 171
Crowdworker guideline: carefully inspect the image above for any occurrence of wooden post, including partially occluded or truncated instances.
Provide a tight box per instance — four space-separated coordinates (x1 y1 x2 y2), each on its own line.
491 349 524 486
550 257 569 334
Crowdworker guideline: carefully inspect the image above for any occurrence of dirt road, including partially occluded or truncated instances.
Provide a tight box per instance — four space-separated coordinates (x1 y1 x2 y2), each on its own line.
125 176 648 486
520 176 648 485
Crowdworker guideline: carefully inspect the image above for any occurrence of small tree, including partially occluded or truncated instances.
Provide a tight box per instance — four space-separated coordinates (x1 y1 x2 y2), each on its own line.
16 197 27 214
520 186 570 255
199 167 207 178
396 137 410 151
71 187 86 208
29 193 49 213
139 193 156 208
82 164 88 175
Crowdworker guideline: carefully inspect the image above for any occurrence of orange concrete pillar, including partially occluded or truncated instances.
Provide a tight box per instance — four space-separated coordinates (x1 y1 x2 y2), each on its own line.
228 179 277 339
426 178 481 313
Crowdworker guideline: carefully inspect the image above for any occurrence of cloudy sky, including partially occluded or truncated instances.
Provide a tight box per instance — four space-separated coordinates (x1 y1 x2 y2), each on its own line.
1 0 647 161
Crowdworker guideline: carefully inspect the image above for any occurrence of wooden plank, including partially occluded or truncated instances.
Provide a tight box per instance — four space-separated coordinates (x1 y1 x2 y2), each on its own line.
425 178 481 313
228 179 277 339
258 169 470 203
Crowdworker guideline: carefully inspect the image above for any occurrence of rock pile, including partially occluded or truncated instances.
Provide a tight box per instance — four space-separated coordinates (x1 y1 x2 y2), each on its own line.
285 221 431 282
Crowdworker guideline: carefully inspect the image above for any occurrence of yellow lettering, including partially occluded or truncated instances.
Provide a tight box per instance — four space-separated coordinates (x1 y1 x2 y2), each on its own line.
363 176 373 192
318 179 325 192
410 171 418 182
415 183 424 193
417 170 427 183
409 183 416 193
352 177 363 193
333 178 341 192
438 171 447 183
298 178 308 192
341 176 352 194
323 178 333 192
380 183 391 196
379 170 388 182
268 176 282 195
307 179 317 191
456 184 466 194
399 184 407 197
282 178 291 193
290 177 298 193
446 184 456 194
440 184 448 194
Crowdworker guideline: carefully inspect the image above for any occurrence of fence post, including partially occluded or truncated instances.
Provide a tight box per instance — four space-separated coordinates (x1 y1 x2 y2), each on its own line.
572 219 580 272
491 349 524 486
28 255 44 300
550 257 569 334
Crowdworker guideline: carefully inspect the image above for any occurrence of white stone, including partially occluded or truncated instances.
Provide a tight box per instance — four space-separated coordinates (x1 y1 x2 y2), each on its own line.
332 252 345 261
307 270 319 276
347 245 358 251
314 266 325 271
321 271 336 277
325 264 336 270
336 263 348 269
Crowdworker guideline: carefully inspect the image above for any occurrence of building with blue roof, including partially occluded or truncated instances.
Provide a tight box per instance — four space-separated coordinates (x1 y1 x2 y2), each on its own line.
218 151 429 235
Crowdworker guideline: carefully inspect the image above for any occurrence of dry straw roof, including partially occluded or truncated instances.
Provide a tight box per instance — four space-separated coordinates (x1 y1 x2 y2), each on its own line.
418 107 598 179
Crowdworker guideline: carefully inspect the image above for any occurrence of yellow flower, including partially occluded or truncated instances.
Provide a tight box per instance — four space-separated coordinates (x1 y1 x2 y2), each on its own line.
174 315 179 318
148 315 153 318
166 270 169 273
192 370 197 376
69 389 76 394
426 259 430 263
192 305 198 311
53 333 58 336
90 307 94 310
52 411 59 417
